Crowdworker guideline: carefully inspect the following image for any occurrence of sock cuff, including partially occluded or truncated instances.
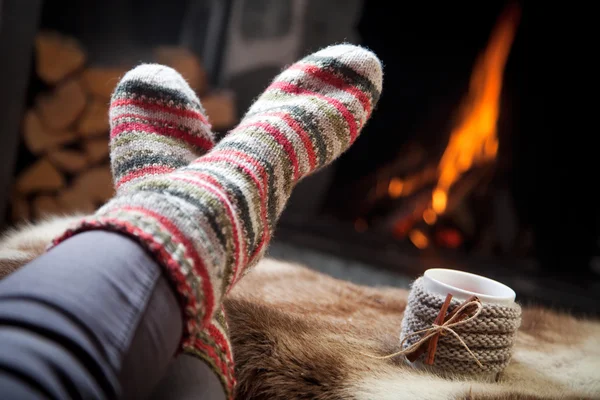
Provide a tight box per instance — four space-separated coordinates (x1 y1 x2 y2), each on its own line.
50 209 211 342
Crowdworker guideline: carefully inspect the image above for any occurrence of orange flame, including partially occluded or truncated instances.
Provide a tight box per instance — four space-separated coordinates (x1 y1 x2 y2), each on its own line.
409 229 429 249
431 4 521 215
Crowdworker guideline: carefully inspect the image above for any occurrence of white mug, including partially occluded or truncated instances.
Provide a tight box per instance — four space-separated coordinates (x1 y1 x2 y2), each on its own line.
422 268 516 306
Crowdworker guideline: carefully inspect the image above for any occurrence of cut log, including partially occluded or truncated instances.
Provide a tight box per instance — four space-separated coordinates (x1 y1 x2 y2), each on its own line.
154 46 207 94
32 195 63 219
78 99 109 137
35 31 86 84
57 187 96 214
84 137 110 164
72 165 114 204
202 91 237 131
81 67 129 99
36 79 87 130
16 158 66 194
11 195 30 222
23 110 77 154
48 149 89 173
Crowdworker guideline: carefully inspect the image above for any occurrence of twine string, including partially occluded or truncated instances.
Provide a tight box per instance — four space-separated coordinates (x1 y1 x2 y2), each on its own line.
360 298 484 368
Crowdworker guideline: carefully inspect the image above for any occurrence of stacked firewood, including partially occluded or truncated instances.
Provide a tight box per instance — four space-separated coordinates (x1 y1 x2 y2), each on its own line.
11 31 237 223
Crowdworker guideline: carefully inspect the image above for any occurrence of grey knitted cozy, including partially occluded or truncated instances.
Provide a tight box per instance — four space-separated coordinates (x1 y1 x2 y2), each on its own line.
400 277 521 375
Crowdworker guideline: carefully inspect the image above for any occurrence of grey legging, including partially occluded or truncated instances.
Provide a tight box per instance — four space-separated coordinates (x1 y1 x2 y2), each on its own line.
0 231 225 399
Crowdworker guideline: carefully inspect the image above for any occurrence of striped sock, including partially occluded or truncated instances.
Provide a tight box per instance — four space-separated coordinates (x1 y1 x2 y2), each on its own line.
109 64 215 192
53 44 383 398
109 64 236 393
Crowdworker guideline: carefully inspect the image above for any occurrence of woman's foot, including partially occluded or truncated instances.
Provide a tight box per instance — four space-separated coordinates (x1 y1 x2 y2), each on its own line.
109 64 215 191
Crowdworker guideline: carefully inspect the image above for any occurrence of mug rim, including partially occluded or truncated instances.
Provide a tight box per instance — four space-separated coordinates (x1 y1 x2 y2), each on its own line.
423 268 516 305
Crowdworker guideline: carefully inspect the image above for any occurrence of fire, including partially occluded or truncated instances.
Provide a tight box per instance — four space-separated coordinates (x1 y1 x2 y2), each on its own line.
423 209 437 225
388 178 404 198
431 4 521 215
409 229 429 249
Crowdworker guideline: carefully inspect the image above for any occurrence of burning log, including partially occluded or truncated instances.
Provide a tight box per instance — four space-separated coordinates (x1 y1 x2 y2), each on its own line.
443 162 495 216
384 191 433 239
380 162 494 251
387 165 438 200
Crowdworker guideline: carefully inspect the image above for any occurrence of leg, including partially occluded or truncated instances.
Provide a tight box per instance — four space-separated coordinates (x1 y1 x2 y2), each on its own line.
0 231 181 399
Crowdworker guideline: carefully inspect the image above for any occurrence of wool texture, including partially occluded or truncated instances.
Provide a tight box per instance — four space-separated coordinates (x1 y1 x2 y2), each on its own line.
108 64 236 395
400 277 521 375
51 44 383 396
109 64 215 192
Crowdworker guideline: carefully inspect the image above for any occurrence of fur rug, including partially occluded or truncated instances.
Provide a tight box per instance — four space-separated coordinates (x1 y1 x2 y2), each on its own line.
1 217 600 399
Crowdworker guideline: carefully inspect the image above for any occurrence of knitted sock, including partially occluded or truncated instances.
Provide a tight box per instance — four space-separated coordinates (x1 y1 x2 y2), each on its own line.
53 44 383 398
109 64 236 394
109 64 215 192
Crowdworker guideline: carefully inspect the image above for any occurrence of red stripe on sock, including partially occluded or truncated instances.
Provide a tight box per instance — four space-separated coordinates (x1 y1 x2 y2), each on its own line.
111 99 210 124
260 111 317 172
196 153 266 198
200 150 269 197
195 152 271 276
111 121 213 151
196 150 271 278
171 172 245 280
211 150 272 270
267 81 358 142
113 112 213 131
233 120 301 180
290 63 371 113
115 165 175 189
247 229 268 269
206 322 234 364
192 338 231 384
120 206 216 326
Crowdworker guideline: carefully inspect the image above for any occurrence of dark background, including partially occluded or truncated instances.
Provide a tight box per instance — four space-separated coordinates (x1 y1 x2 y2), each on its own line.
327 1 598 278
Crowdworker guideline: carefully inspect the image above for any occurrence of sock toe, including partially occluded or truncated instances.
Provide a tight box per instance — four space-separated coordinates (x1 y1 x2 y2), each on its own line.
112 64 202 111
109 64 215 190
310 43 383 93
238 43 383 176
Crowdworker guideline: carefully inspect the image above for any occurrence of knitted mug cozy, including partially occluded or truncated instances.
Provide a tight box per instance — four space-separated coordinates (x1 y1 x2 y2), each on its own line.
400 277 521 375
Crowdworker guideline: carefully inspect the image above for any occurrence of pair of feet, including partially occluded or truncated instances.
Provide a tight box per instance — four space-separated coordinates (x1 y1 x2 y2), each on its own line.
57 44 383 398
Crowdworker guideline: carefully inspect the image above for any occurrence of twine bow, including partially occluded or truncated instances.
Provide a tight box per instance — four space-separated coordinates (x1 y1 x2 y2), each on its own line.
362 294 484 368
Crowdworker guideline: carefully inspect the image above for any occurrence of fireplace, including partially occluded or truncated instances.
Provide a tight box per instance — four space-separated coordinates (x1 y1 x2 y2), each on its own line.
0 0 597 313
274 1 600 313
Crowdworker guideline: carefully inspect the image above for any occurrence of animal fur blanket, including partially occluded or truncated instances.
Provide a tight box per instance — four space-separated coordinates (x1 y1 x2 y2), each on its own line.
1 217 600 399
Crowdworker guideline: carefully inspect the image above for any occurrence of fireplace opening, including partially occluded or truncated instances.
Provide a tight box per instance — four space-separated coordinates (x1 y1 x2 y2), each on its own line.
327 3 521 255
275 1 600 312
